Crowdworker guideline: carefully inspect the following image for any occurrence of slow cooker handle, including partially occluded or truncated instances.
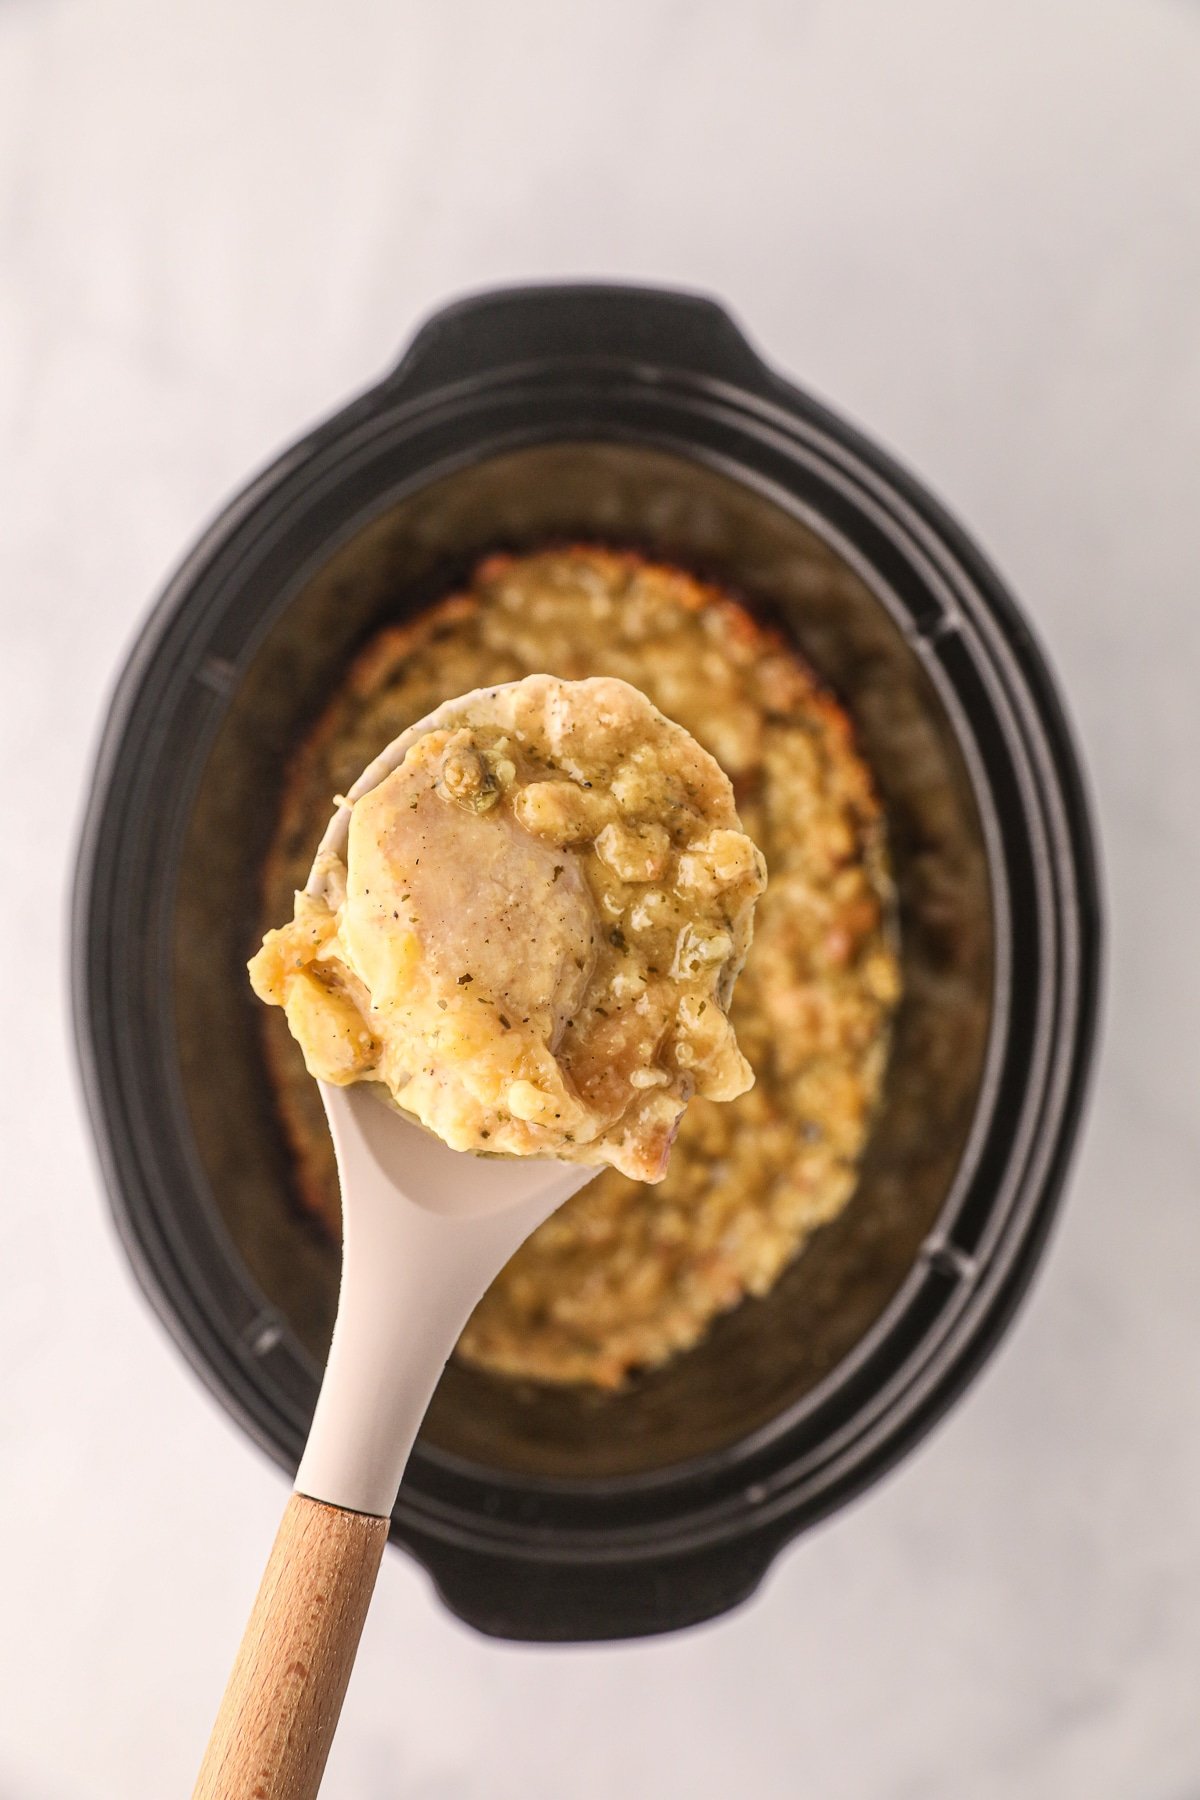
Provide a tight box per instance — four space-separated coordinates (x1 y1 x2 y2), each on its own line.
409 1530 781 1643
384 283 772 398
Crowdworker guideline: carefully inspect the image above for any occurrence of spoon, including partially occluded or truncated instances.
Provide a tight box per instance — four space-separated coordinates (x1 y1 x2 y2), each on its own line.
192 712 594 1800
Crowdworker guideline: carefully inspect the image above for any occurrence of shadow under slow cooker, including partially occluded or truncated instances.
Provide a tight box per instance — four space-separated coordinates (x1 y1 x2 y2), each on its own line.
172 443 993 1483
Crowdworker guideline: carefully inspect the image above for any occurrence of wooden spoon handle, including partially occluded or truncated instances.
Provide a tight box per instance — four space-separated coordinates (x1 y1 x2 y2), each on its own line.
192 1494 389 1800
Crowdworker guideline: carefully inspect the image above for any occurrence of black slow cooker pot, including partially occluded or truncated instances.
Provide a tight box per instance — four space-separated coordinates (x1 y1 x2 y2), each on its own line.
73 284 1100 1641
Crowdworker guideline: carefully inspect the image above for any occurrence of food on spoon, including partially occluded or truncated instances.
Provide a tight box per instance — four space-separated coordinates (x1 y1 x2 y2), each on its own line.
249 674 766 1183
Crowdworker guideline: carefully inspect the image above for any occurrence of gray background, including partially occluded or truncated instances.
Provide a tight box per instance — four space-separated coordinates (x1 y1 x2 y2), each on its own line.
3 1 1198 1794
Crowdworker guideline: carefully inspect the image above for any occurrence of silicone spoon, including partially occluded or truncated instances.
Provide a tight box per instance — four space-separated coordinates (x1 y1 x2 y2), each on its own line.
192 717 593 1800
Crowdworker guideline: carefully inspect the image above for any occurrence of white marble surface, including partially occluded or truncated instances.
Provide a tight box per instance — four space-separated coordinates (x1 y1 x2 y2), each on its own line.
3 0 1199 1794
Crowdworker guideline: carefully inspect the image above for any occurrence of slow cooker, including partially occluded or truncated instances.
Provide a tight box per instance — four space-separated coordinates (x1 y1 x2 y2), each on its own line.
73 284 1101 1640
